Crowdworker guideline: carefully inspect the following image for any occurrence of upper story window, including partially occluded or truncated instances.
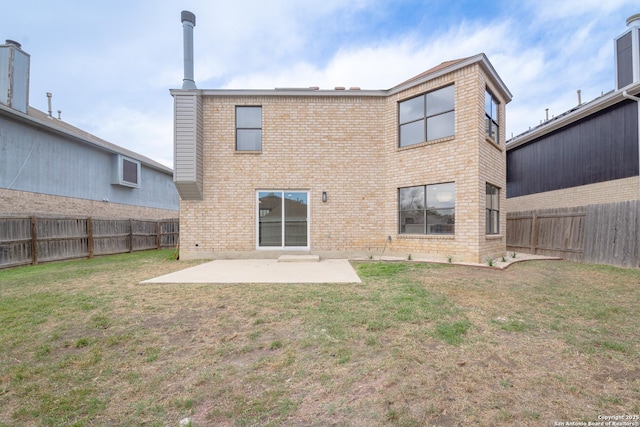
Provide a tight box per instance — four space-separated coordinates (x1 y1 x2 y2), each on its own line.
112 154 141 188
485 90 499 144
399 182 455 235
236 106 262 151
486 183 500 234
398 85 455 148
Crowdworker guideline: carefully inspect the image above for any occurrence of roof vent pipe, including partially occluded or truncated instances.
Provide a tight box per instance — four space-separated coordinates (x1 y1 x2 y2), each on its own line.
5 39 21 49
181 11 197 90
46 92 52 117
626 13 640 27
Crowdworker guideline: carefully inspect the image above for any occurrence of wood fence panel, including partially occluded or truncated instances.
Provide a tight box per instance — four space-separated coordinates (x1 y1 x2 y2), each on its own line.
93 235 130 256
92 219 131 255
508 201 639 268
159 221 179 248
584 201 640 268
506 215 533 250
0 217 32 267
534 212 585 262
132 220 159 251
0 216 179 269
35 218 89 262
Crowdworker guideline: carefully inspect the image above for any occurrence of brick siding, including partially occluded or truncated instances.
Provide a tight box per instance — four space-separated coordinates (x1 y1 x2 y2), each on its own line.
179 63 507 263
0 188 178 220
505 176 640 212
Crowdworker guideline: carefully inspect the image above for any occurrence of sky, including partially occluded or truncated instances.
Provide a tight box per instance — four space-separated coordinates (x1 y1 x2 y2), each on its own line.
2 0 638 168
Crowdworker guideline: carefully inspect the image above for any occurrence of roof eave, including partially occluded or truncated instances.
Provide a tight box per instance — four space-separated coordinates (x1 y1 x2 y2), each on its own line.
0 103 173 174
506 81 640 150
170 88 387 97
388 53 513 103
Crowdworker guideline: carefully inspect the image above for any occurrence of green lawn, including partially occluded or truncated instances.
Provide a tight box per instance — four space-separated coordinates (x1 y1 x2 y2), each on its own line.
1 250 639 426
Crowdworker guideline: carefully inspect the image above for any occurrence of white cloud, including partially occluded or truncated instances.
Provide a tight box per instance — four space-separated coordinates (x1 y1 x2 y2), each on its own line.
81 106 174 168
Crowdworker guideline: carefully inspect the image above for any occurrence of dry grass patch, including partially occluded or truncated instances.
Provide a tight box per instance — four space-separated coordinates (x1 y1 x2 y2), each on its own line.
1 252 639 426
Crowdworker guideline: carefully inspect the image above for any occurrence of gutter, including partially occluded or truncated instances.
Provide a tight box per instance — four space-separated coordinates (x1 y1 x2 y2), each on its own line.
507 81 640 150
622 90 640 201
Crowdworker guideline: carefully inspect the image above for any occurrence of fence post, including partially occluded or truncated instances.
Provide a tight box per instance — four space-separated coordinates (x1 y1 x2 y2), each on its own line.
129 219 134 253
530 212 538 254
87 217 94 259
156 221 161 249
30 216 38 265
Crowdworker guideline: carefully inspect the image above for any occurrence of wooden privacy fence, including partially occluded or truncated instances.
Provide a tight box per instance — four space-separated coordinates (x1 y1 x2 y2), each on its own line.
507 200 640 268
0 216 179 269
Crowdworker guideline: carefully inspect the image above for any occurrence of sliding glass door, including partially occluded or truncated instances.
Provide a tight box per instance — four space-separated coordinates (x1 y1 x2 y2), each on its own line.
258 191 309 249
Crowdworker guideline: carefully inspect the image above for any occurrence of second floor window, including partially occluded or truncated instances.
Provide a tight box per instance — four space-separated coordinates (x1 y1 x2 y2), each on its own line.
236 106 262 151
485 90 499 143
399 85 455 147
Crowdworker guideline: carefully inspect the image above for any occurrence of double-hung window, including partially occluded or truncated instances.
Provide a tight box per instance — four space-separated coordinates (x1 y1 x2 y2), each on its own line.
236 106 262 151
485 90 499 143
486 183 500 234
399 85 455 147
399 182 455 235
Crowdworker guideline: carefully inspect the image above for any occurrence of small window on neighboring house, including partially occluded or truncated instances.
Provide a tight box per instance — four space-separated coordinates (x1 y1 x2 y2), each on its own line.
236 106 262 151
112 155 141 188
399 85 455 147
485 90 499 143
486 183 500 234
399 182 455 235
122 158 138 184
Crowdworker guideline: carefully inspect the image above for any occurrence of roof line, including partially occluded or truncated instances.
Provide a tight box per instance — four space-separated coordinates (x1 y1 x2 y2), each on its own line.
171 53 513 103
506 81 640 150
0 103 173 174
388 53 512 101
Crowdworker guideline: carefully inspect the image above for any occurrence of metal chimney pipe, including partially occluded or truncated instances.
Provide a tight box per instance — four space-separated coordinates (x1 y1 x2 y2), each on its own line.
47 92 52 117
181 10 197 90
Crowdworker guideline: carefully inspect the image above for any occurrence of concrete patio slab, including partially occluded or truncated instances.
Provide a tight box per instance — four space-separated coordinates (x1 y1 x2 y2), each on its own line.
140 258 362 284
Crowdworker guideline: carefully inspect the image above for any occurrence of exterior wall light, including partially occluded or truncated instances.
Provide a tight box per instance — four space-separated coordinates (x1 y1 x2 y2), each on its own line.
322 191 327 202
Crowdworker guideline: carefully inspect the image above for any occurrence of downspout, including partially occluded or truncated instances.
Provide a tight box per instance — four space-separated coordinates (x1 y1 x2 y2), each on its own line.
622 90 640 201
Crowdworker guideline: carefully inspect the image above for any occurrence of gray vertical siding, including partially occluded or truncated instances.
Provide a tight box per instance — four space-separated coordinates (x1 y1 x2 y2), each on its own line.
616 31 634 89
173 92 203 200
507 100 639 198
0 115 179 211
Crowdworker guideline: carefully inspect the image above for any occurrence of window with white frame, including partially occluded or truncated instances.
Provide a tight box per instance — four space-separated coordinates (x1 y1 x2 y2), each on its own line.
486 183 500 234
398 85 455 147
112 154 140 188
485 89 499 143
399 182 455 235
236 106 262 151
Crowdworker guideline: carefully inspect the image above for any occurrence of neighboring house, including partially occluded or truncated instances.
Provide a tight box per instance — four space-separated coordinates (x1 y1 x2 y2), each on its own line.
170 12 512 263
506 15 640 212
0 40 179 220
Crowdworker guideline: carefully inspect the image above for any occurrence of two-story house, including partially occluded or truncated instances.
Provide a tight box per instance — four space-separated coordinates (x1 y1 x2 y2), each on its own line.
171 11 511 264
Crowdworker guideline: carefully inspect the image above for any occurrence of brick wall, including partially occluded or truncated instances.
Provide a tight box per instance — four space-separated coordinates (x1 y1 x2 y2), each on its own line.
505 176 640 212
179 63 507 263
0 188 178 219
